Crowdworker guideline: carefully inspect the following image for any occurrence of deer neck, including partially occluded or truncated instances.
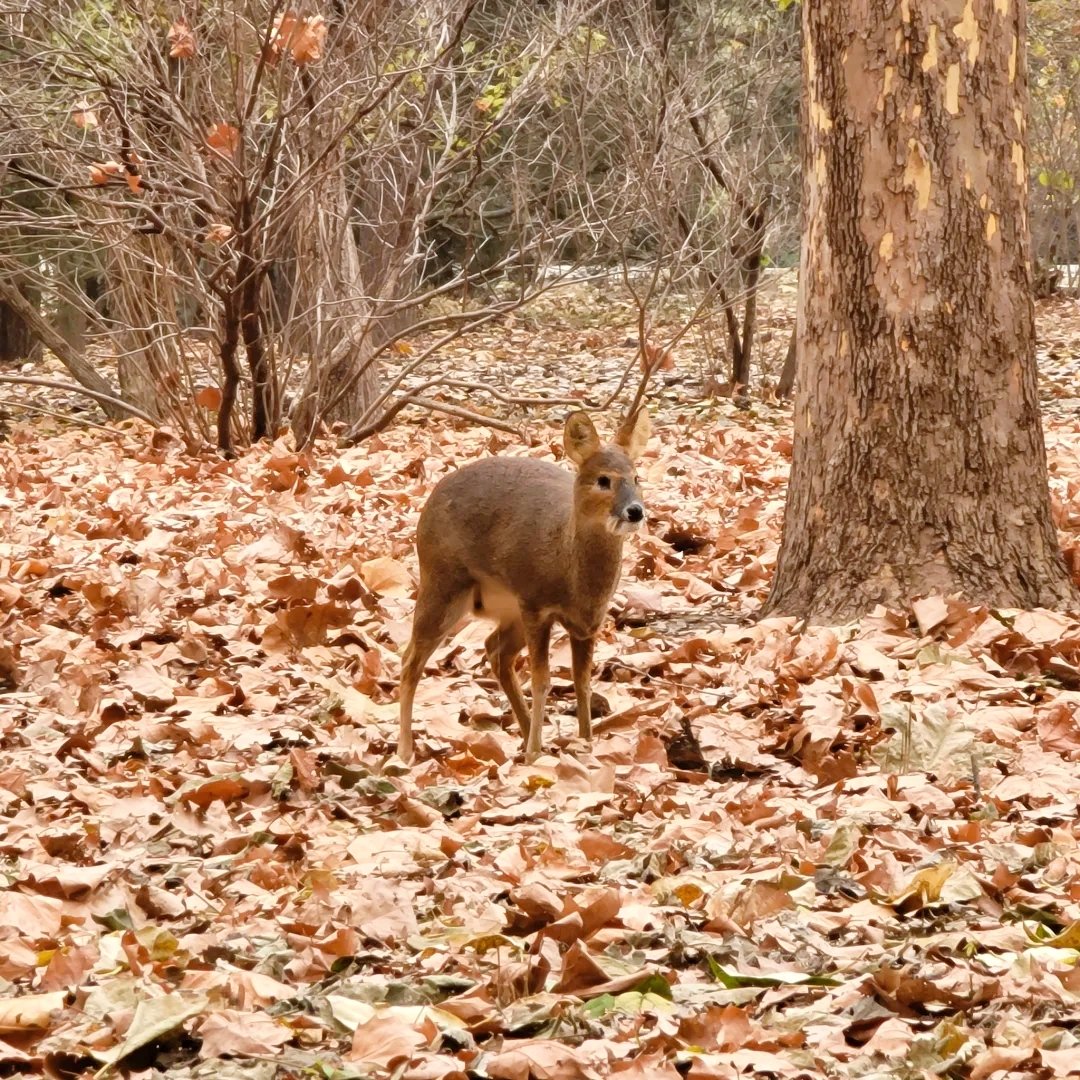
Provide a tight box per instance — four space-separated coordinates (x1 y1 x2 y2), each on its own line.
567 518 624 613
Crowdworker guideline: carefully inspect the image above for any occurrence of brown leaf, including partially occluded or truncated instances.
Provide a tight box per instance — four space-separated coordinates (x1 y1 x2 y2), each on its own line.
167 17 196 59
266 10 301 64
346 1014 429 1067
1037 700 1080 756
205 224 233 245
508 882 563 927
94 995 209 1068
71 99 98 129
89 161 123 185
550 941 608 994
1012 608 1075 644
206 122 240 161
872 962 999 1010
124 161 143 194
267 11 327 65
564 885 621 938
493 952 551 1005
401 1056 469 1080
360 556 413 596
968 1047 1035 1080
290 15 327 64
485 1039 604 1080
1038 1047 1080 1076
0 991 68 1035
187 774 253 807
641 339 675 373
196 1009 293 1059
609 1054 684 1079
911 594 949 634
39 944 97 993
0 893 63 938
120 661 177 708
194 385 223 410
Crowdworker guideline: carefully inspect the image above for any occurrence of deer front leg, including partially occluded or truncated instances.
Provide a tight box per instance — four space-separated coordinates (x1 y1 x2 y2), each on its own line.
570 635 595 742
523 616 552 761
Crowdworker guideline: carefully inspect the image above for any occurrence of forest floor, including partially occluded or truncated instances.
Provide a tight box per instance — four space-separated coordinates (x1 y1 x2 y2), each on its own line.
4 283 1080 1079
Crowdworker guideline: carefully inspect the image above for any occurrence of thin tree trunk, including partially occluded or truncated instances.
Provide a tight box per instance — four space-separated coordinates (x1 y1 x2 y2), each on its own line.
776 327 796 399
235 197 273 442
764 0 1076 620
218 293 240 456
735 205 767 388
718 284 746 386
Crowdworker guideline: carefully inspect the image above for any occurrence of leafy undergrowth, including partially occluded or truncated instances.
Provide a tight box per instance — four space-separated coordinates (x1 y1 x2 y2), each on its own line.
6 339 1080 1078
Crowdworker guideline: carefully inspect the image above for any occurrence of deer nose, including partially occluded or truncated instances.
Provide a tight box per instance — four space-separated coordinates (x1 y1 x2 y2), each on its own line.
625 503 644 523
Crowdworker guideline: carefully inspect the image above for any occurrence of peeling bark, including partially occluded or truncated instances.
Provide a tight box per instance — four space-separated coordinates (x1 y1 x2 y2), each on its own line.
764 0 1076 620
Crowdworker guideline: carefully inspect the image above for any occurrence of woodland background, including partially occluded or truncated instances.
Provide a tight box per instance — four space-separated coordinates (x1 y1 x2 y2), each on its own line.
3 2 1080 1079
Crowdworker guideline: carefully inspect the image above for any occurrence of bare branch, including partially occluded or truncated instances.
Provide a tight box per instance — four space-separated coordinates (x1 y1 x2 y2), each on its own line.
0 376 158 424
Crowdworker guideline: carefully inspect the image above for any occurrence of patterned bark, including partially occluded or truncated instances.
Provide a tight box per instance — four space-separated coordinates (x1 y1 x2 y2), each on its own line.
765 0 1076 620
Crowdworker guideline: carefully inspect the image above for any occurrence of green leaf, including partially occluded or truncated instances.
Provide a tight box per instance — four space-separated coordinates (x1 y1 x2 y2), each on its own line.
582 993 617 1018
823 822 862 868
631 973 674 1000
581 991 675 1018
706 957 841 988
93 908 134 932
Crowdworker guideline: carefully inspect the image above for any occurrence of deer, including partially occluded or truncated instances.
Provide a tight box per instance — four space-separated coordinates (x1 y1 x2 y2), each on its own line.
397 408 651 763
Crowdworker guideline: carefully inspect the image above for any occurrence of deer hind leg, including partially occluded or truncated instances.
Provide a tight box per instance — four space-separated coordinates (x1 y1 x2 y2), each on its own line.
485 619 529 738
398 577 472 762
522 615 553 762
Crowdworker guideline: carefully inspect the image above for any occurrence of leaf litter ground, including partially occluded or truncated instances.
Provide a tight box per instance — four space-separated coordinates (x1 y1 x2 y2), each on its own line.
3 288 1080 1079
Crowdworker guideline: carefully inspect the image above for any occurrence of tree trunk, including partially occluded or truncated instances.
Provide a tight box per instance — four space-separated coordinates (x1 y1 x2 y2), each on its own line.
776 327 796 399
0 277 130 420
286 63 388 446
764 0 1076 621
106 236 186 418
0 294 42 364
288 178 382 445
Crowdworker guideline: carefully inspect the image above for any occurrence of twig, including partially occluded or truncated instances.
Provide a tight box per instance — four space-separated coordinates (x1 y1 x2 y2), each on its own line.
410 396 520 432
439 380 584 408
599 347 643 412
0 376 158 424
345 393 519 443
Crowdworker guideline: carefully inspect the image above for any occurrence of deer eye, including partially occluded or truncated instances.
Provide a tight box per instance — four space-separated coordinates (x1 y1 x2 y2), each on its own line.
596 475 611 490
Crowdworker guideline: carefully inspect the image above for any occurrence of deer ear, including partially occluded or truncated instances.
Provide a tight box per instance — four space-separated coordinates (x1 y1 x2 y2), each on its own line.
564 411 601 465
613 408 651 461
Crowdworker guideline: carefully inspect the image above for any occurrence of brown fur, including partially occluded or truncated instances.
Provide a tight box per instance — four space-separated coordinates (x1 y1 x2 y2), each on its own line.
397 410 650 762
